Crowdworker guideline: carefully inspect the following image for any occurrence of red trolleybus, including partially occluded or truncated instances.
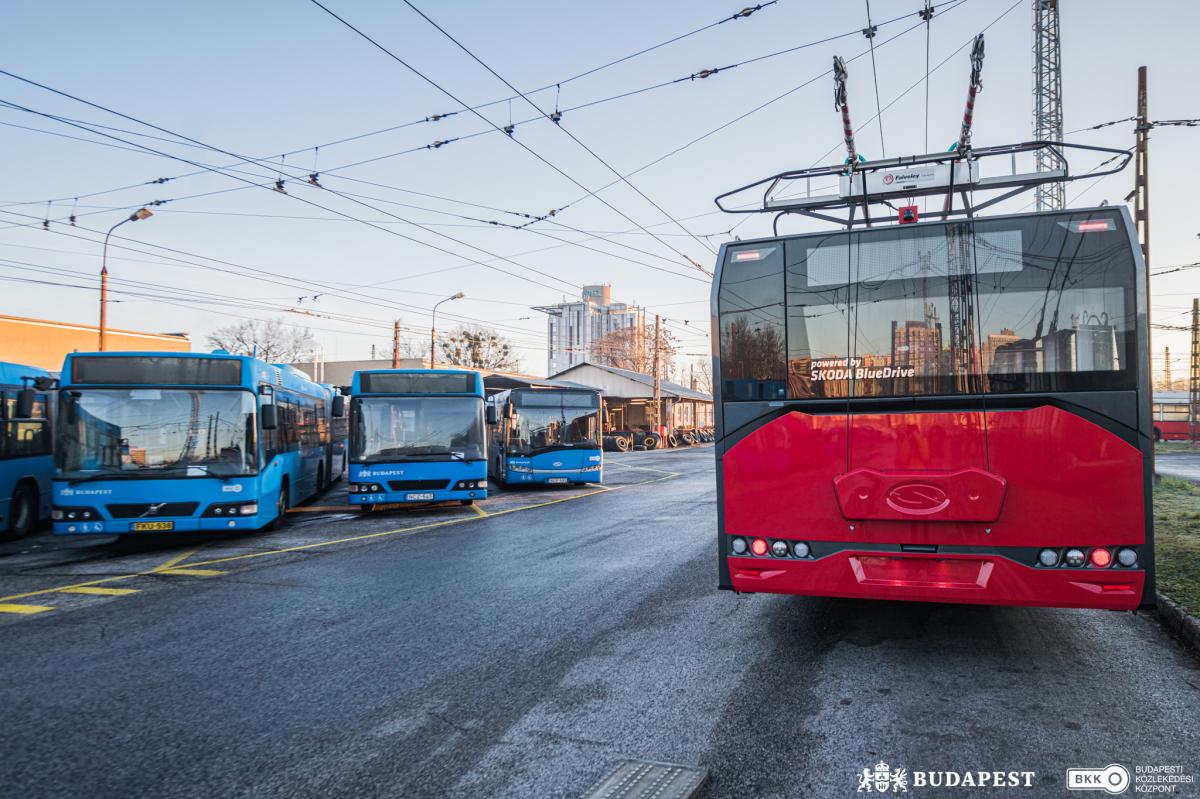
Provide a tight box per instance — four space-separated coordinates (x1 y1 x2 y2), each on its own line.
1151 392 1192 442
711 144 1152 610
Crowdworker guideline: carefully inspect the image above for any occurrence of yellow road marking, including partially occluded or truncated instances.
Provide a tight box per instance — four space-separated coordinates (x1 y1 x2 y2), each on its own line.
151 546 203 573
159 568 224 577
469 503 488 517
59 587 139 596
0 470 680 604
0 602 54 615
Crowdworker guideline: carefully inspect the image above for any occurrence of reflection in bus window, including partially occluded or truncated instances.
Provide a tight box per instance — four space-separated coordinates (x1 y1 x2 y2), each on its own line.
718 244 787 401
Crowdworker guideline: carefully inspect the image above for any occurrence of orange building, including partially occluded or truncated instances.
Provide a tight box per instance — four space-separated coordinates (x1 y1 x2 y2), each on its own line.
0 314 190 371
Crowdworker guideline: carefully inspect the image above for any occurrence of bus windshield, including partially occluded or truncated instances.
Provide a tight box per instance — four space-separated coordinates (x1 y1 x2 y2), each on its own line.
57 388 257 479
352 396 485 462
509 390 599 455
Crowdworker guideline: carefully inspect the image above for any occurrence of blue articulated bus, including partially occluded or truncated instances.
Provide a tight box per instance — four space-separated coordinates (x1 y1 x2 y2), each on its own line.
487 386 603 486
0 361 54 538
322 383 348 486
348 369 488 510
52 352 343 535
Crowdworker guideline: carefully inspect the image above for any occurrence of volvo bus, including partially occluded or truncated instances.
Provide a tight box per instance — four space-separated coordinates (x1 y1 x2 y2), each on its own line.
53 352 341 535
1 361 54 538
347 369 487 509
712 206 1153 610
488 386 603 486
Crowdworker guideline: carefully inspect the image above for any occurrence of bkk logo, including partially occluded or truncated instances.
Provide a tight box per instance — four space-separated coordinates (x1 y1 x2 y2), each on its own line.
1067 765 1130 795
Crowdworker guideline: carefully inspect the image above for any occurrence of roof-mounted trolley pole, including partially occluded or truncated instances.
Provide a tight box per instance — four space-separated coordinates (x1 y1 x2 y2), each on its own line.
833 56 869 226
944 34 985 215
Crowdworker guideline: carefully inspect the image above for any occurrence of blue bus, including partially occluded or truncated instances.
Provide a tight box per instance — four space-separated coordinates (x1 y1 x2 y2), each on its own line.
52 352 343 535
321 383 348 487
1 361 54 538
487 386 603 486
348 369 487 510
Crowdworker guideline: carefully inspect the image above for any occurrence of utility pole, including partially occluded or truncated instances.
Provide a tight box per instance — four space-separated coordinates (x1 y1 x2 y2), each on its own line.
392 320 401 368
1164 346 1172 390
1032 0 1064 210
1190 298 1199 444
99 267 109 351
653 314 662 434
1134 66 1151 271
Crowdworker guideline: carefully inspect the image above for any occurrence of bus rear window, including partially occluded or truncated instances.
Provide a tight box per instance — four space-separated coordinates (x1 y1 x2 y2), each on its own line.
718 243 787 401
769 210 1138 399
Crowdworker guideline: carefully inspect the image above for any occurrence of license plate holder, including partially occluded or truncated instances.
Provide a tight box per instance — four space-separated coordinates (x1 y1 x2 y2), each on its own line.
546 477 569 484
406 492 435 501
132 520 174 532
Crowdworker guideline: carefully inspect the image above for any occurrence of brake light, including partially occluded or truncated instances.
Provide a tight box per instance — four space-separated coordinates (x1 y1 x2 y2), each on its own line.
1089 548 1113 568
750 538 768 556
734 250 763 261
1066 219 1115 233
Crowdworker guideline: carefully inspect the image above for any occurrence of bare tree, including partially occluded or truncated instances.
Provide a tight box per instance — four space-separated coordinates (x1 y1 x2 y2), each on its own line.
438 325 520 371
206 318 317 363
590 324 677 378
691 358 713 395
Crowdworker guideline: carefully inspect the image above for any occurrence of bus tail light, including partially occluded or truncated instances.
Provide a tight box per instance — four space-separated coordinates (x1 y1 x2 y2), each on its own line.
730 537 748 555
750 538 768 557
770 540 789 558
1038 548 1059 567
792 541 811 558
1089 548 1113 568
1117 547 1137 567
1063 548 1086 567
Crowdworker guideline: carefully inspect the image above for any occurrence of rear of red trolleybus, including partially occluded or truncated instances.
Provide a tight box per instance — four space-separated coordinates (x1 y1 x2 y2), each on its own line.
712 207 1154 610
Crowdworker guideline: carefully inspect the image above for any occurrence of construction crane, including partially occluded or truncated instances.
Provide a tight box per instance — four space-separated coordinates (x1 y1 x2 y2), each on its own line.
1032 0 1065 209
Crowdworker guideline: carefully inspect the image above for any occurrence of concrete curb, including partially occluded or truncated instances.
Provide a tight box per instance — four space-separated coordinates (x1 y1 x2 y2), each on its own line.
1154 591 1200 655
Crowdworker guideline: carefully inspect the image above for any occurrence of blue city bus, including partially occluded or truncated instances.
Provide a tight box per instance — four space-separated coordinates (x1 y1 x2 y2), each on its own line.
52 352 343 535
487 386 603 486
1 361 54 538
321 383 348 487
348 369 488 509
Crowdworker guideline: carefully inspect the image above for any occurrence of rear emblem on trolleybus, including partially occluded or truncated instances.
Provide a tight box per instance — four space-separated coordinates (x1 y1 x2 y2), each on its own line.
886 483 950 515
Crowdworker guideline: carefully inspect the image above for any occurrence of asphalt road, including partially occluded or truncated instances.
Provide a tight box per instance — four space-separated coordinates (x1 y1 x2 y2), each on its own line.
1 447 1198 798
1157 452 1200 483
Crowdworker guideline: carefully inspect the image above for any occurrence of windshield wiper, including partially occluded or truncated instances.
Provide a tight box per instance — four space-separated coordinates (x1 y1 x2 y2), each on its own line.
66 472 125 487
139 464 235 482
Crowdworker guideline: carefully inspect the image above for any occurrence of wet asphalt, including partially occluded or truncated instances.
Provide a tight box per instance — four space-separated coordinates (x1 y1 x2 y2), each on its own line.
1 447 1198 798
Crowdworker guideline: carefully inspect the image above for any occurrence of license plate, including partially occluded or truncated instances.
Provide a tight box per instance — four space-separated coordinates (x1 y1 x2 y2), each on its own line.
132 521 174 531
406 493 435 501
546 477 569 484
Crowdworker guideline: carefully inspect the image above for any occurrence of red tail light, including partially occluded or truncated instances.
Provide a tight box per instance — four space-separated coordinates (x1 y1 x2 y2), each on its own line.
1090 548 1112 568
750 538 768 556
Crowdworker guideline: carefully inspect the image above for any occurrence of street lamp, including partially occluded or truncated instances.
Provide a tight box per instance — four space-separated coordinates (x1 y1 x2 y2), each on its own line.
429 291 464 368
99 207 154 351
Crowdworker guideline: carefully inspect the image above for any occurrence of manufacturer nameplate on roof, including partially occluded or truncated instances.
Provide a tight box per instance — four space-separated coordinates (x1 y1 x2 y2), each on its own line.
838 161 977 198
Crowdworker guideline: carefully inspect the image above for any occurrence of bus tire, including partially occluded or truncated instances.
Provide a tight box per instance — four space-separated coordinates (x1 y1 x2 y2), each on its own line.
317 464 326 494
266 481 289 531
460 499 474 506
5 481 37 539
358 504 374 514
1154 427 1162 442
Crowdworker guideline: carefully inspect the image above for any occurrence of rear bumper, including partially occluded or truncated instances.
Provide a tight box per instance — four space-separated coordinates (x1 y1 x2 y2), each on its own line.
504 471 600 485
727 551 1146 610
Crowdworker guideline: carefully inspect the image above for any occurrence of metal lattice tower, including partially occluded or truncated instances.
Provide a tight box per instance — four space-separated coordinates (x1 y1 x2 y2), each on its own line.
1190 299 1199 443
1032 0 1065 209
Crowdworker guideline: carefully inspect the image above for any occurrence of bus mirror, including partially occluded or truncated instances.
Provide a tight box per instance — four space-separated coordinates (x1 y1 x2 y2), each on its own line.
261 403 279 430
331 395 346 418
15 389 34 419
485 404 498 425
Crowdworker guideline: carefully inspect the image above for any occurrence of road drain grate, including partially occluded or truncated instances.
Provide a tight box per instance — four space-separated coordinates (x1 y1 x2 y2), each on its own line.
579 759 709 799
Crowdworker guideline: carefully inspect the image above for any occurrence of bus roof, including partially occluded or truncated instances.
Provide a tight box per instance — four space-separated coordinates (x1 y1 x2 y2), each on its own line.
0 360 50 387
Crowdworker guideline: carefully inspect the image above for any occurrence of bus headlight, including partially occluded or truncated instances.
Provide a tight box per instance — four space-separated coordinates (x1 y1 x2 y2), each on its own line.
204 501 259 517
53 506 100 522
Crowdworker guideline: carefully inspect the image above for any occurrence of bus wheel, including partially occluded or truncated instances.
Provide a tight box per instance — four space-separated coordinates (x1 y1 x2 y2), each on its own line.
266 482 289 531
1154 428 1162 442
358 504 374 514
460 499 474 506
317 464 326 493
5 483 37 539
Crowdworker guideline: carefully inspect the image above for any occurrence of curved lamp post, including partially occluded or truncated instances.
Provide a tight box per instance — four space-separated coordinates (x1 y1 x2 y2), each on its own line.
99 207 153 351
429 292 464 368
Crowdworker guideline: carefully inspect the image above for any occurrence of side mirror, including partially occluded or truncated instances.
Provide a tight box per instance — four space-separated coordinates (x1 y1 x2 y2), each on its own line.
15 389 35 419
261 403 279 430
485 404 498 425
331 395 346 418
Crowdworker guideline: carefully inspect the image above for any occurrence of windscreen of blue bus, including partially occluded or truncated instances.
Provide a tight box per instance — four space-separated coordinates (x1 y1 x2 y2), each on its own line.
351 396 485 462
57 389 257 479
508 390 599 456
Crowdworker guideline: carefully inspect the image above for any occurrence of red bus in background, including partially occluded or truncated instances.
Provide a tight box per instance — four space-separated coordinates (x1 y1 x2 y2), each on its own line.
712 207 1154 610
1152 392 1192 441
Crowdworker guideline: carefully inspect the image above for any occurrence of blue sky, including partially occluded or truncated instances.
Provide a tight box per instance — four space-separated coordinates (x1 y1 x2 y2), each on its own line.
2 0 1197 376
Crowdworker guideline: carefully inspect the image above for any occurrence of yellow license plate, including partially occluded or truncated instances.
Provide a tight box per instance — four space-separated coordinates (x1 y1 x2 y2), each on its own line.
132 521 174 531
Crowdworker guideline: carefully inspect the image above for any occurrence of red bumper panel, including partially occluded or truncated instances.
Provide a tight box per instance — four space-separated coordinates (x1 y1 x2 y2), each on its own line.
833 467 1007 522
729 553 1144 610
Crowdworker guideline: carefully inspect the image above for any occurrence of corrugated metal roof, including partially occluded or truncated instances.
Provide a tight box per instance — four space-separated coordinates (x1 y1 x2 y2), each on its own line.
549 362 712 401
